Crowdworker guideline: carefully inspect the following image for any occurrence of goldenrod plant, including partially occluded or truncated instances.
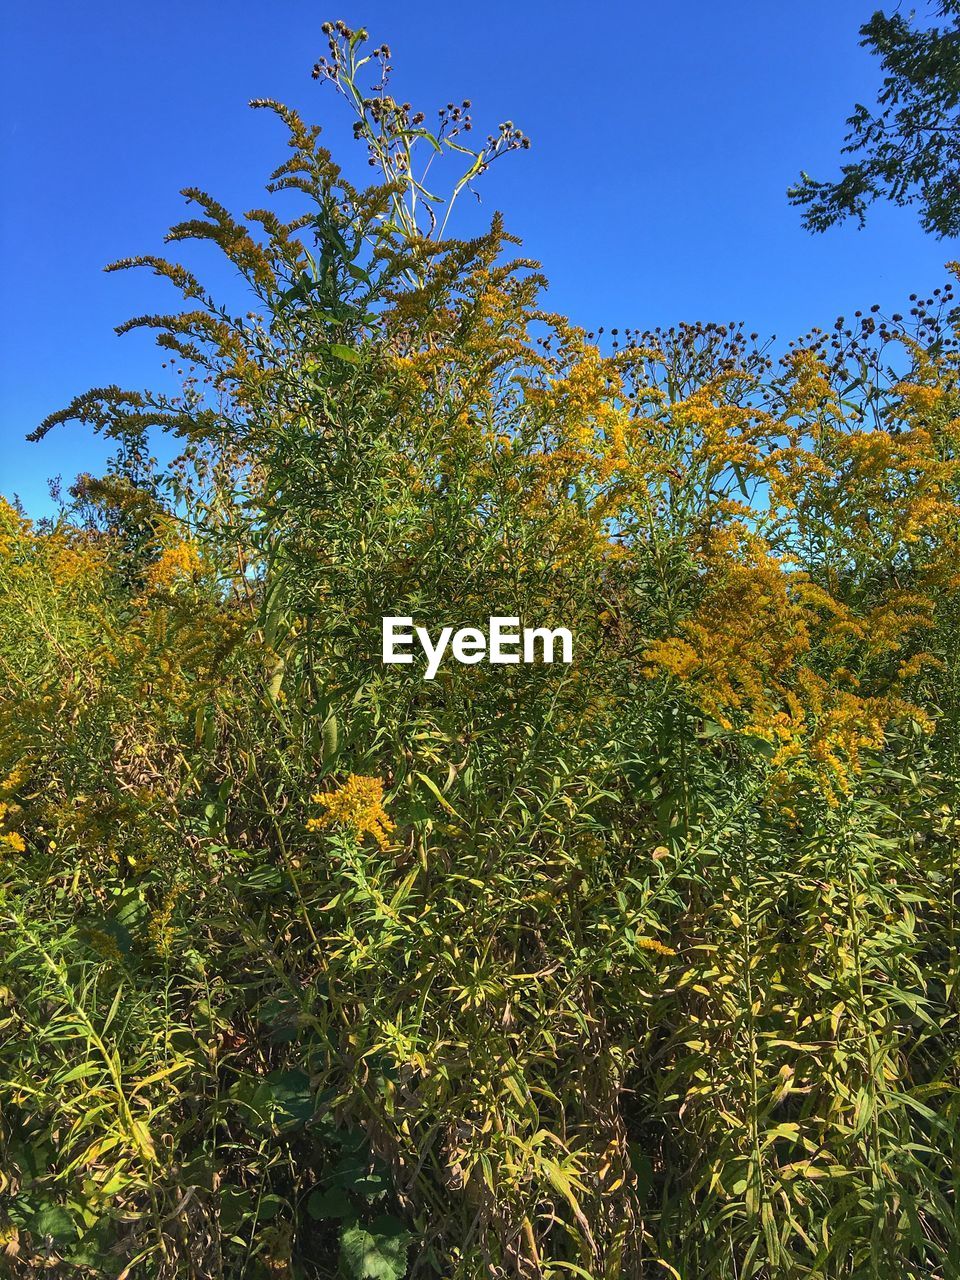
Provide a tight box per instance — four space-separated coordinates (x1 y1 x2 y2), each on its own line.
3 22 960 1280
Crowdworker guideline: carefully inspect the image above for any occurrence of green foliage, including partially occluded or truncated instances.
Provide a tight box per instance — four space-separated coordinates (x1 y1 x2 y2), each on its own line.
3 20 960 1280
790 1 960 236
340 1217 412 1280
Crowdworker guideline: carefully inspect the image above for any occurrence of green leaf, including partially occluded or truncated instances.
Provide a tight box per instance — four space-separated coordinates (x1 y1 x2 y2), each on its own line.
307 1186 352 1220
81 915 132 956
329 1150 390 1198
340 1215 412 1280
329 343 361 364
248 1068 314 1130
322 714 340 763
628 1144 653 1203
412 771 463 820
217 1185 254 1231
258 1193 284 1221
231 1068 314 1133
30 1203 77 1243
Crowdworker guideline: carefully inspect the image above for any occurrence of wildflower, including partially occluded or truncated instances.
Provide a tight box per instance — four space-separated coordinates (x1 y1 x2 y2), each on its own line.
635 936 675 956
48 537 104 588
0 832 25 853
307 774 395 850
144 541 202 592
785 348 839 415
149 883 185 957
0 765 28 798
0 498 29 558
84 927 122 963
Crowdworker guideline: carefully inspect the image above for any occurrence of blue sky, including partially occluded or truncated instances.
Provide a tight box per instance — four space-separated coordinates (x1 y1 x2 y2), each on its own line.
1 1 954 515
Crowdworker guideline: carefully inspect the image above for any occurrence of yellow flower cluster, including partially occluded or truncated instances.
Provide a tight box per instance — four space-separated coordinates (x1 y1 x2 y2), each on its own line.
148 883 185 956
0 498 29 558
307 774 395 850
144 541 202 593
0 500 107 594
643 541 812 735
784 348 839 416
47 537 105 588
641 523 937 802
0 765 27 855
83 927 123 963
635 936 675 956
893 381 944 414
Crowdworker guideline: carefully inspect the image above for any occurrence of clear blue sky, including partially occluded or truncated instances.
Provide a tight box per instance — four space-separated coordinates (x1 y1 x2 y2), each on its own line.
1 1 953 515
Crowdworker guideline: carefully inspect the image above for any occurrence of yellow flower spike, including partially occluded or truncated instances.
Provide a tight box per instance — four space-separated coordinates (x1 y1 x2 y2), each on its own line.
635 936 675 956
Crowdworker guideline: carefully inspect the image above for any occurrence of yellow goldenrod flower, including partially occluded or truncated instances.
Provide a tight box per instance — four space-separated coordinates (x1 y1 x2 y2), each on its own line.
144 541 202 592
635 936 675 956
307 774 395 850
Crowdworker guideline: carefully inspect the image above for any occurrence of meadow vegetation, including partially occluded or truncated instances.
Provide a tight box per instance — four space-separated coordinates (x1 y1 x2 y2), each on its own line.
2 22 960 1279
